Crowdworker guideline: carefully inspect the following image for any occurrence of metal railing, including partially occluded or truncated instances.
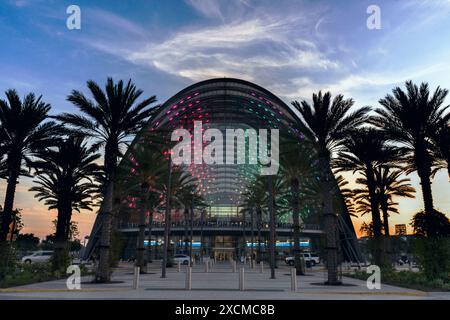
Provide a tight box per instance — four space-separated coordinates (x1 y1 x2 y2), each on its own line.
118 221 321 231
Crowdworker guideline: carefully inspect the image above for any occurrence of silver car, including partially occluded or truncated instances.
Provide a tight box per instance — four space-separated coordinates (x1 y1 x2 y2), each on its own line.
21 250 53 264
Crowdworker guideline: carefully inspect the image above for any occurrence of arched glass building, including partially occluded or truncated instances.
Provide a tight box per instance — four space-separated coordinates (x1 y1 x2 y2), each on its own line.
86 78 360 262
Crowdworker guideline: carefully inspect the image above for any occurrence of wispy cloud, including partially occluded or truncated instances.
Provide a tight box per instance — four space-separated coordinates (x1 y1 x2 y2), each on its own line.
185 0 224 20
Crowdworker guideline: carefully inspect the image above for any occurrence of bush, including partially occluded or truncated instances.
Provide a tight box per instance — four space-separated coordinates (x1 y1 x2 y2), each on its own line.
348 268 449 291
1 262 55 288
411 236 450 281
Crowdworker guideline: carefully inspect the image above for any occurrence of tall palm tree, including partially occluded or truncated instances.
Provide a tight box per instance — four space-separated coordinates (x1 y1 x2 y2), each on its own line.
373 81 449 236
30 136 101 270
242 181 266 264
280 140 316 275
160 166 197 278
334 128 401 266
116 144 166 273
292 92 370 284
0 90 61 243
54 78 158 282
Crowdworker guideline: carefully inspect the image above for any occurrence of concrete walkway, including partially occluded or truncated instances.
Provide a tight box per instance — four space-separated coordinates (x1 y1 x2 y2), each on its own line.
0 261 448 300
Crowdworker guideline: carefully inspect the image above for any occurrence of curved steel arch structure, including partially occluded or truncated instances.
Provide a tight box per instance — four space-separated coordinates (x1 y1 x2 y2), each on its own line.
85 78 361 263
132 77 308 207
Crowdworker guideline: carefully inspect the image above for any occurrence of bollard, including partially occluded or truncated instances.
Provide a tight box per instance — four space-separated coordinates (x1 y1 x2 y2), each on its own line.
133 266 140 290
205 260 209 273
232 260 237 273
251 259 254 269
177 261 181 272
290 268 297 292
408 262 413 272
239 267 245 291
260 261 264 273
185 267 192 290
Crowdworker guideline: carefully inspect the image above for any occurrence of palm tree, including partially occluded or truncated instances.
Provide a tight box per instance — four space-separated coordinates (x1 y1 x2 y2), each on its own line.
116 144 166 273
373 81 449 236
280 140 316 275
292 91 370 284
30 136 101 270
242 181 266 264
0 90 61 243
373 167 415 236
54 78 157 282
160 166 197 277
430 117 450 179
334 128 401 266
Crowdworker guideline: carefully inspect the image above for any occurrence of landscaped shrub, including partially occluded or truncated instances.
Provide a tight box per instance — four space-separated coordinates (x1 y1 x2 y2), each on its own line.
411 236 450 281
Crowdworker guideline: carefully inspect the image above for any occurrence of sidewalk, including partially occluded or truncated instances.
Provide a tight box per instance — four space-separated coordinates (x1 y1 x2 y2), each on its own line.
0 261 448 300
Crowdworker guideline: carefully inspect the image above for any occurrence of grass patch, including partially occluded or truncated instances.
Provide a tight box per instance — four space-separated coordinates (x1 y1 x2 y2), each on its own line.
344 269 450 292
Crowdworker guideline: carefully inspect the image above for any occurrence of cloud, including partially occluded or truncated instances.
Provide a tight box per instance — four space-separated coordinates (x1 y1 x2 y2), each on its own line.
185 0 224 20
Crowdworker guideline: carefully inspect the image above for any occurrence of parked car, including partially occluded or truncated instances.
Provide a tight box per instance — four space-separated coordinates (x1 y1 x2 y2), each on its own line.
285 253 320 266
21 250 54 264
172 254 191 265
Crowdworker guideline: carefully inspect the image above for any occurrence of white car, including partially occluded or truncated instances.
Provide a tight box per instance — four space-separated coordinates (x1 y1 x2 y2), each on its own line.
285 253 320 266
172 254 191 265
21 250 53 264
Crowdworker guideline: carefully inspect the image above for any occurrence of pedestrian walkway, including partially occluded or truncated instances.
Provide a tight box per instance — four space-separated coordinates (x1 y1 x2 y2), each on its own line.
0 261 448 300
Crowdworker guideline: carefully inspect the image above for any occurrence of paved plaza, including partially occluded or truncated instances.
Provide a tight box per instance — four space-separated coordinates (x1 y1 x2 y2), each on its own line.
0 261 448 300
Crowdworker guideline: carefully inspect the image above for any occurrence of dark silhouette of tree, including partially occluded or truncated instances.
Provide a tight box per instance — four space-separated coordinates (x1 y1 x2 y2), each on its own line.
373 81 449 236
54 78 158 282
292 91 370 284
30 136 101 270
0 90 61 243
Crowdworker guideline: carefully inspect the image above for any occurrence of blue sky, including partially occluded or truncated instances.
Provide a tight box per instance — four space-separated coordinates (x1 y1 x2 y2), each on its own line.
1 0 449 238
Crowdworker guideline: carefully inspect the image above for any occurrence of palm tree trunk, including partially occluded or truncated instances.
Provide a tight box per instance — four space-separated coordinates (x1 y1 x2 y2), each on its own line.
242 209 246 261
320 155 340 285
380 200 392 264
200 210 205 263
189 204 194 264
418 166 435 219
161 158 172 278
136 200 147 273
184 208 189 254
250 208 254 266
146 211 153 263
366 166 385 267
291 179 305 275
267 176 276 279
381 201 390 236
95 178 114 282
0 164 20 243
256 208 262 264
53 201 71 271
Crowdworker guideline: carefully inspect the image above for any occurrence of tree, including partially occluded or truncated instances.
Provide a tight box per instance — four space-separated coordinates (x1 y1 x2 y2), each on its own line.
430 117 450 178
334 128 402 266
15 233 40 251
30 136 101 270
0 90 60 243
280 140 316 275
411 210 450 237
373 81 449 236
372 167 415 236
292 91 370 284
54 78 158 282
